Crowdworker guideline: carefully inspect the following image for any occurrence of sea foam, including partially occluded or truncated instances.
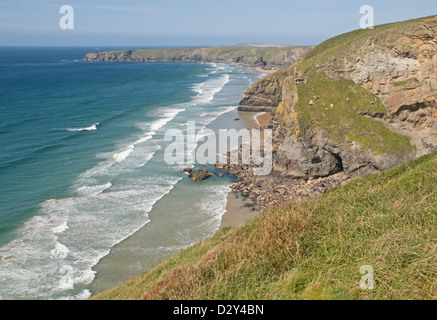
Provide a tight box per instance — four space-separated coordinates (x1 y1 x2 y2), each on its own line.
192 74 230 104
67 123 99 132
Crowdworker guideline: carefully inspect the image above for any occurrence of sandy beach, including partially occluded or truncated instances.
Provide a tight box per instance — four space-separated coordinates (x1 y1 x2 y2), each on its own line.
219 193 258 228
256 111 272 127
218 111 272 229
250 66 278 74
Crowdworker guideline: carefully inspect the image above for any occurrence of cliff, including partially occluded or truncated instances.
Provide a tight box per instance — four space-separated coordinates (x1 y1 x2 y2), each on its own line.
242 15 437 179
238 67 294 111
82 46 313 71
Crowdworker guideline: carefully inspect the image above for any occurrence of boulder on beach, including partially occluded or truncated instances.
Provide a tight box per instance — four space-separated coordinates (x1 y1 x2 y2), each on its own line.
183 168 193 174
189 169 213 181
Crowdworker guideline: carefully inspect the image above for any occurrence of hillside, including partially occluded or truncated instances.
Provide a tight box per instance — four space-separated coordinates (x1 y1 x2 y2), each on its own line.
82 46 312 71
241 15 437 179
93 152 436 300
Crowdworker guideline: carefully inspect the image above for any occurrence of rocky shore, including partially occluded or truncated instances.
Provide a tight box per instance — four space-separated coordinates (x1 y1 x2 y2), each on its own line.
215 115 351 210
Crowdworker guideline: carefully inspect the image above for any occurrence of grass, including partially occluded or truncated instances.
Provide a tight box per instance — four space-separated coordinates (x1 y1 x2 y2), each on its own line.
93 152 437 300
299 15 437 70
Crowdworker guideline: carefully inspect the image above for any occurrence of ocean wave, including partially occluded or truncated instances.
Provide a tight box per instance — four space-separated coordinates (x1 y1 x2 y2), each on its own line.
59 289 92 301
113 145 135 163
108 108 185 165
150 111 181 133
138 146 161 167
197 106 237 127
50 240 70 259
52 221 69 234
67 123 99 132
192 74 230 104
77 182 112 197
195 184 231 231
0 174 181 299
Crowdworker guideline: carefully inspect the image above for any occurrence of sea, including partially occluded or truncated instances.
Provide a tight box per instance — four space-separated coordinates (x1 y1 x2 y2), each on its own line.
0 46 263 300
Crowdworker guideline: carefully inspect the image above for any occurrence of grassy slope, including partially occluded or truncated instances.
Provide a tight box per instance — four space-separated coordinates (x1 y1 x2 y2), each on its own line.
93 152 436 300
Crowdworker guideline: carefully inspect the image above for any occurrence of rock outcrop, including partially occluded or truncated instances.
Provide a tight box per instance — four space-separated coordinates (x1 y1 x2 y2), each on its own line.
238 67 293 112
242 15 437 180
188 169 213 182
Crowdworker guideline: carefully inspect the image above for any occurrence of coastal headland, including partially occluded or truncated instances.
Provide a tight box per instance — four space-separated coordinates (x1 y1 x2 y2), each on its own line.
82 45 313 72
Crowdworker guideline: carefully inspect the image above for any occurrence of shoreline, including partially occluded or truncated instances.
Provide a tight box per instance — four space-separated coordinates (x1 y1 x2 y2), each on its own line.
250 66 278 74
87 66 265 296
220 115 350 210
218 111 272 229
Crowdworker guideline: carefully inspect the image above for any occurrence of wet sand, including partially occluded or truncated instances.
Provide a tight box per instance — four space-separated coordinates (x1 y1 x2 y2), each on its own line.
250 66 278 74
256 112 272 128
220 193 258 229
218 111 272 230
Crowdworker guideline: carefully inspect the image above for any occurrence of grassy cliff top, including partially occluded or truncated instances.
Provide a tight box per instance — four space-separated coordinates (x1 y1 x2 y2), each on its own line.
299 15 437 69
93 152 436 300
273 16 437 157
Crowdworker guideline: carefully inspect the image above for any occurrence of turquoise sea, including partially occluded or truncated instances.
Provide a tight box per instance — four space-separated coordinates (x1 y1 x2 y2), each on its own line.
0 47 262 299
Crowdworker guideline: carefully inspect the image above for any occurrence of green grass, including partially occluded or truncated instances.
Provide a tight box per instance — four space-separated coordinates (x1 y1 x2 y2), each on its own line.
92 152 437 300
299 15 437 69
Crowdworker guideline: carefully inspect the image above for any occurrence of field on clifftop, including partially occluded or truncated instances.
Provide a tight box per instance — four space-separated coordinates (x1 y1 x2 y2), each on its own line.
93 152 436 300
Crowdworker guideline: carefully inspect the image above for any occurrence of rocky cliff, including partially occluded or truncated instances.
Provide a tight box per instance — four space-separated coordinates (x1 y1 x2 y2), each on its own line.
82 46 313 71
243 16 437 179
238 67 293 112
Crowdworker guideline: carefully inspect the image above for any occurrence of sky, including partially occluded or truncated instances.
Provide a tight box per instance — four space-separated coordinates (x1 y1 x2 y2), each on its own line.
0 0 436 46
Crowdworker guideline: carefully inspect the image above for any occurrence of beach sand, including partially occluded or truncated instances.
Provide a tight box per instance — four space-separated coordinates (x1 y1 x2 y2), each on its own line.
218 111 272 230
256 112 272 128
250 66 278 74
220 193 258 229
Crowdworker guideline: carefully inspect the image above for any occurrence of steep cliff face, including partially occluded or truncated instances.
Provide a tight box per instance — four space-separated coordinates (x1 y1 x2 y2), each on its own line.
82 46 312 71
238 67 293 112
258 16 437 179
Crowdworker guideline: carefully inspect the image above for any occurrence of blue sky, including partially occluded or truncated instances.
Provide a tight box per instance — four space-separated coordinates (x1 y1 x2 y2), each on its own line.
0 0 436 46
